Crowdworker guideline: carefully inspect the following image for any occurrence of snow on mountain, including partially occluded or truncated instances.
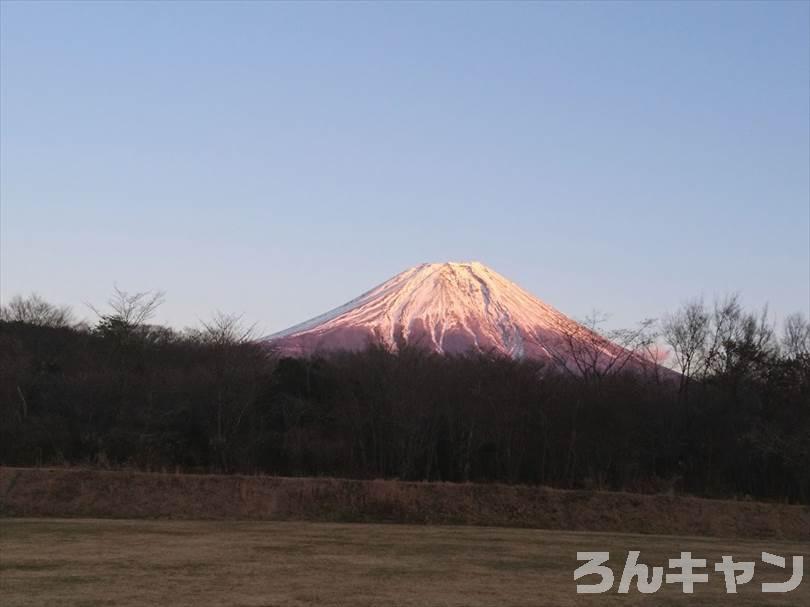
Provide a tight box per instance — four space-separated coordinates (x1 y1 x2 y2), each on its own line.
262 261 641 372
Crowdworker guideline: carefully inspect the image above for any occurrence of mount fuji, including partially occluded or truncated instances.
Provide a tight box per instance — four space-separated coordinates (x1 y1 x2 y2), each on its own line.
263 262 649 373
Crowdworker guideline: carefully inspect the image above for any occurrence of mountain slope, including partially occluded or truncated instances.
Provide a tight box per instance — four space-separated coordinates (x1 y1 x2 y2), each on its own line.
263 262 642 371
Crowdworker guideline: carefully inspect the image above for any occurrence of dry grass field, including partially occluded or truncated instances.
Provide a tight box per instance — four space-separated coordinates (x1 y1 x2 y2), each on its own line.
1 518 808 606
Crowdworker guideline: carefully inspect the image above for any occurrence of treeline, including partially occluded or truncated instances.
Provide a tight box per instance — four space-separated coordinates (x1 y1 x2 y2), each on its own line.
1 291 808 503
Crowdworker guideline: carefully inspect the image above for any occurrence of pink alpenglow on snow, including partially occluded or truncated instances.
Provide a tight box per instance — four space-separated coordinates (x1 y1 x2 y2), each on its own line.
262 262 652 374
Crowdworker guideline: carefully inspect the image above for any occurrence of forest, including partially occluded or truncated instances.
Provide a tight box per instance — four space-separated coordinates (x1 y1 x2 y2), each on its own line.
1 290 808 503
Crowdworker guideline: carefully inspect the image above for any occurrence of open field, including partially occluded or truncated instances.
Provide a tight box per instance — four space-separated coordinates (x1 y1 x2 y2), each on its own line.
2 467 808 540
1 518 808 606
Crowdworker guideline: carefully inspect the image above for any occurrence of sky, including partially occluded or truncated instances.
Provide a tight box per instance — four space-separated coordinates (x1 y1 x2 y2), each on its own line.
1 0 808 334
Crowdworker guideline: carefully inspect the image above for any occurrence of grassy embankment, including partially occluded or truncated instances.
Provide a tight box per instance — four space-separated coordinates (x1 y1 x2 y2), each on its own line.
2 467 808 540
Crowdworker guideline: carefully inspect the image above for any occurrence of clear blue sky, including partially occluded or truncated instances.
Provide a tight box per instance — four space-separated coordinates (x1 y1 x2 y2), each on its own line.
2 1 808 333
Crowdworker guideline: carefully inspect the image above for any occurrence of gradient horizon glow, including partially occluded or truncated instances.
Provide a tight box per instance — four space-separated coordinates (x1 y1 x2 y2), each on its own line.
1 1 808 333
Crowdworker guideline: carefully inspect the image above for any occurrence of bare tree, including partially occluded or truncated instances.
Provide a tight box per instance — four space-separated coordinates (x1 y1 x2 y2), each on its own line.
192 311 263 472
0 293 74 328
782 312 810 360
703 295 775 379
548 311 656 381
605 318 659 373
196 311 256 345
662 298 710 395
89 286 165 342
664 295 776 386
90 286 164 326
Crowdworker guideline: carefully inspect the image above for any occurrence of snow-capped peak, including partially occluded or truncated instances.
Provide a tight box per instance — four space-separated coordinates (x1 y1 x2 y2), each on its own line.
263 262 639 372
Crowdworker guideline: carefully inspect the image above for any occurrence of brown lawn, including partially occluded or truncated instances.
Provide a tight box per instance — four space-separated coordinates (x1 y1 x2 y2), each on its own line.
1 518 808 606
